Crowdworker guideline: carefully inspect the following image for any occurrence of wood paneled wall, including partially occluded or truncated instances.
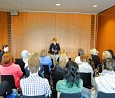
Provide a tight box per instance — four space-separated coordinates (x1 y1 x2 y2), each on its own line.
11 12 94 59
97 6 115 61
0 11 8 49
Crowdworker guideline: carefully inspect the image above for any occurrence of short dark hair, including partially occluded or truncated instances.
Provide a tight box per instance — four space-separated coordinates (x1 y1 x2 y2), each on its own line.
2 45 8 50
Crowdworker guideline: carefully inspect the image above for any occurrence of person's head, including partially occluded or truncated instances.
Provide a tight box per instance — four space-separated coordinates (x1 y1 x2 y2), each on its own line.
58 55 68 68
107 49 115 59
64 61 80 87
102 51 112 60
40 49 47 57
103 59 115 71
60 49 67 56
90 48 99 55
1 52 13 66
52 37 57 45
78 48 84 56
2 45 9 53
21 50 29 59
28 52 40 74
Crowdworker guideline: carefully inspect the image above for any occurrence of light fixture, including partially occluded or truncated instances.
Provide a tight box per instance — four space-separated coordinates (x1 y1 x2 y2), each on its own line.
93 5 97 7
16 2 21 5
56 4 60 6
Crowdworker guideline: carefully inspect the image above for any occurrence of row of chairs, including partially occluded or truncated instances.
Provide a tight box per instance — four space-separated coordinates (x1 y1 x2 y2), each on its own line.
1 75 115 98
22 92 115 98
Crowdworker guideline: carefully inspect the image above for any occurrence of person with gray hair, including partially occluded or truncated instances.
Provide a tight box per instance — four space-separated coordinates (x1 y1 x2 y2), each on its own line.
90 48 100 69
95 51 115 93
20 53 52 97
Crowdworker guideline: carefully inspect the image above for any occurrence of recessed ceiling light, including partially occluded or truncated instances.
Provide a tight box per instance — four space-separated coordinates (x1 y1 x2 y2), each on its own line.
16 2 21 5
93 5 97 7
56 4 60 6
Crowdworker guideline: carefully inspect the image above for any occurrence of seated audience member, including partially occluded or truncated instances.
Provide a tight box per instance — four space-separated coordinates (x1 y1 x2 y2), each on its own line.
75 55 96 98
21 50 30 77
20 53 51 97
15 50 29 77
51 49 69 98
56 61 83 98
0 72 12 98
53 49 69 87
85 54 95 71
107 49 115 60
21 50 29 68
0 45 9 63
90 48 100 69
95 51 115 93
0 52 23 88
39 49 52 77
75 48 84 64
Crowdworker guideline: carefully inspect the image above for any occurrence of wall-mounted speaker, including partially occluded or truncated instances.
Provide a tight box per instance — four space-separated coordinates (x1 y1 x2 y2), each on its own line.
10 10 19 16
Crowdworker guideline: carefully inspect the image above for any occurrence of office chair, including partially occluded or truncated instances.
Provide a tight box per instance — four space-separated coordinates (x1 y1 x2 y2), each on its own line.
97 91 115 98
43 65 50 82
79 73 91 89
15 58 25 74
60 92 81 98
1 75 16 89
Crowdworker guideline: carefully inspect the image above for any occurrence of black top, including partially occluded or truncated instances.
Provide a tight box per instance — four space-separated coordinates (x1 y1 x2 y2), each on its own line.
0 81 12 96
0 51 4 63
91 55 100 68
49 43 60 55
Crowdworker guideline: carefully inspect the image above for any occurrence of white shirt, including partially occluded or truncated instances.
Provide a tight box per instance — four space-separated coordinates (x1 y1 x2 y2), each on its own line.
20 73 51 97
95 70 115 93
78 62 93 74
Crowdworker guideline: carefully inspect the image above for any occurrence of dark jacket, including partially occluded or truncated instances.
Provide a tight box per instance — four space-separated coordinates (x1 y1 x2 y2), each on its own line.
49 43 60 55
0 51 5 63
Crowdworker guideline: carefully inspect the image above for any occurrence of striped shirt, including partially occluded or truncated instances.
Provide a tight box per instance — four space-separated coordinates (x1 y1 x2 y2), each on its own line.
20 73 51 97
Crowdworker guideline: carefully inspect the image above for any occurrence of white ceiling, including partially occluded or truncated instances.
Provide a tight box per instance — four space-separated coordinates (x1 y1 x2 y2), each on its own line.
0 0 115 14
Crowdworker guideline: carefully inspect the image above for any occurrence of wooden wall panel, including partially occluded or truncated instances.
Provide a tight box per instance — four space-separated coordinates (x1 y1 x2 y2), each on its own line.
11 13 27 57
0 11 8 49
97 6 115 61
11 12 93 60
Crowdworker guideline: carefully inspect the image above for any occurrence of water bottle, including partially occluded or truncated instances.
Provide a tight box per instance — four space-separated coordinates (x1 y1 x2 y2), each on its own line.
11 89 19 98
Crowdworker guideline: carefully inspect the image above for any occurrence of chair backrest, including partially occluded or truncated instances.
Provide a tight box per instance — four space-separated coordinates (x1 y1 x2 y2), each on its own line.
79 73 91 89
97 91 115 98
22 95 46 98
1 75 16 89
43 65 50 75
43 65 50 82
60 92 81 98
15 58 25 73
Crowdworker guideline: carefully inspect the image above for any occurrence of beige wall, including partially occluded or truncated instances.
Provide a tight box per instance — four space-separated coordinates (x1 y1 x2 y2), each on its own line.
0 11 8 49
11 12 94 60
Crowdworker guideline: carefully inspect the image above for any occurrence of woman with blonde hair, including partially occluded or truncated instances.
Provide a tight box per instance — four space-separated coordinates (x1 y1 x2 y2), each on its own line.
39 49 52 77
90 48 100 69
0 52 23 88
52 51 69 97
